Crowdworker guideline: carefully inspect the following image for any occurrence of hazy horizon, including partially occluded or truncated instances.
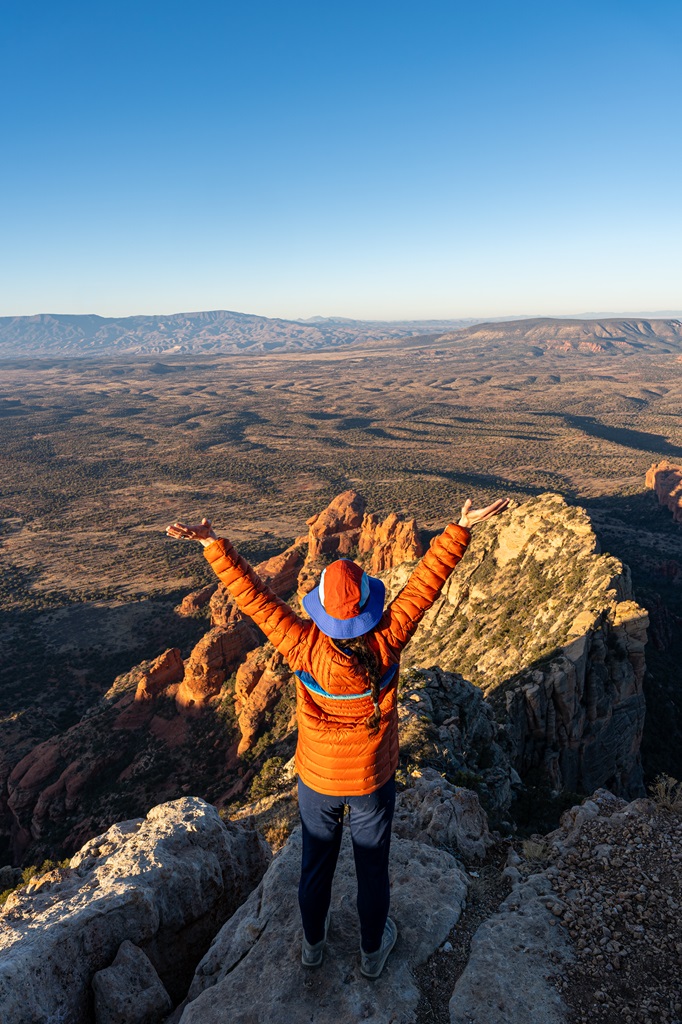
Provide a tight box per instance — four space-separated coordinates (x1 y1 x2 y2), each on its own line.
2 307 682 325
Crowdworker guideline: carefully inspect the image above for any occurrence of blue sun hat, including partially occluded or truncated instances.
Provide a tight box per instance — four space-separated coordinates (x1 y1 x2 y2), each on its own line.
302 558 385 639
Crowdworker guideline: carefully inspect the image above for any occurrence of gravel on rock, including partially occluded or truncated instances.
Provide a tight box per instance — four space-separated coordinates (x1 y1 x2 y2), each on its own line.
545 798 682 1024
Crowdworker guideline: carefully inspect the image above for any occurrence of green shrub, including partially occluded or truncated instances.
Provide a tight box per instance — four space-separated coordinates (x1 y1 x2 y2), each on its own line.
249 756 288 801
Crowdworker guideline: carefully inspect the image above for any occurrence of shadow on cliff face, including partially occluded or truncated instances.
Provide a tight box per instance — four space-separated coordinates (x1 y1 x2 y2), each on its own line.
581 488 682 785
485 601 648 836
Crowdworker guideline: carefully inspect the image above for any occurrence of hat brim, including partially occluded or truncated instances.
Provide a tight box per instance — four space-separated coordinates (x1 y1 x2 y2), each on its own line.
302 576 385 639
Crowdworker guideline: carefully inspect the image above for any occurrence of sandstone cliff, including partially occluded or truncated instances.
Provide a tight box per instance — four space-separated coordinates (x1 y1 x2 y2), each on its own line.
646 460 682 523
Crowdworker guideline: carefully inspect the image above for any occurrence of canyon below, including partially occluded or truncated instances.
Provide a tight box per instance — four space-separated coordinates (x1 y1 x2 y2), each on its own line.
1 316 682 1024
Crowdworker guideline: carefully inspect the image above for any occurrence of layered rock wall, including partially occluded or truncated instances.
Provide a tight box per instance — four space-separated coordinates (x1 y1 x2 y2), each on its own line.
357 510 423 572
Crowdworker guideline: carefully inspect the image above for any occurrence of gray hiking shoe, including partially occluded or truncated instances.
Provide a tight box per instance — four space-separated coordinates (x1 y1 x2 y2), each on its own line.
301 909 331 968
360 917 398 979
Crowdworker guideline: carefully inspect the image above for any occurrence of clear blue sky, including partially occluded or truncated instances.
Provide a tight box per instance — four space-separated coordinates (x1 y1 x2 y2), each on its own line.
1 1 680 320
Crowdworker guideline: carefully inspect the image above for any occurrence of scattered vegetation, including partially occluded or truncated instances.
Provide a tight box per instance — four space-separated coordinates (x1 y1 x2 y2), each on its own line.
521 837 553 866
0 858 70 906
649 773 682 813
2 349 682 864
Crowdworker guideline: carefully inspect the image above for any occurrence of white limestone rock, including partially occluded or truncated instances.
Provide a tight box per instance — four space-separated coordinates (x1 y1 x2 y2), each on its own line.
393 768 493 861
0 797 270 1024
449 876 574 1024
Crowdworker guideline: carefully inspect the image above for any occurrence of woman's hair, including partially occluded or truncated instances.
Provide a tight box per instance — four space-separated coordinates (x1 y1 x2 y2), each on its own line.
342 633 383 735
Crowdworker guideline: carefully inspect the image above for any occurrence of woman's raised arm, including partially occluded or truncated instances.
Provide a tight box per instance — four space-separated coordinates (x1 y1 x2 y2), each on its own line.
166 518 309 667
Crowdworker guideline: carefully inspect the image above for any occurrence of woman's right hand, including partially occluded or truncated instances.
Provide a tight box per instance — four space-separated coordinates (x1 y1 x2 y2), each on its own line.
165 517 217 547
458 497 510 529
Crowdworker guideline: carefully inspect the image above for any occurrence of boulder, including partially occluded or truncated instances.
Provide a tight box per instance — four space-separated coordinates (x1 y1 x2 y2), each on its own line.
92 940 172 1024
180 825 469 1024
393 768 493 861
0 797 270 1024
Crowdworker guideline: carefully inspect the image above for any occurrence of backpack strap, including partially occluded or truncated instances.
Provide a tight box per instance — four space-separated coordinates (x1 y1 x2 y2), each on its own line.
295 662 398 701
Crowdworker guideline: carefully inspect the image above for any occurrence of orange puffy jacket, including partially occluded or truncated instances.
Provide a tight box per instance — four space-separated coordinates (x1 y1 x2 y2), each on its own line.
204 522 470 796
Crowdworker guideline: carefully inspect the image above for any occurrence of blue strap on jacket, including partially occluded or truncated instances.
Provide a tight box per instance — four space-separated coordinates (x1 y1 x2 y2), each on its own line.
295 663 398 701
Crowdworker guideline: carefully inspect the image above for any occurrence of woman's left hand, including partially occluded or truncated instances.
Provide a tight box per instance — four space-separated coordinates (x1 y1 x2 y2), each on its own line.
166 517 217 547
458 497 510 529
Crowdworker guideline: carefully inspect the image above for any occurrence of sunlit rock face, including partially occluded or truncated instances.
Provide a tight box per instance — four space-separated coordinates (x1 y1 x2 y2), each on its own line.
175 624 260 714
358 509 423 572
646 460 682 523
381 493 648 799
0 490 651 869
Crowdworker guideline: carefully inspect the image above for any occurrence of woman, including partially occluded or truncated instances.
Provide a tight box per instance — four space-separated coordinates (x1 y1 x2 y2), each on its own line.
166 495 508 978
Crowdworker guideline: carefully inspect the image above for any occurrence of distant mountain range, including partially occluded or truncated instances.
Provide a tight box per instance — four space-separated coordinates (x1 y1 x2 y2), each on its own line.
0 310 480 358
0 309 680 359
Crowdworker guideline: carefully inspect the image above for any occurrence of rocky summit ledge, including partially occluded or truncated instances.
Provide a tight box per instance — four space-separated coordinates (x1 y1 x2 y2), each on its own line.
178 826 469 1024
451 788 682 1024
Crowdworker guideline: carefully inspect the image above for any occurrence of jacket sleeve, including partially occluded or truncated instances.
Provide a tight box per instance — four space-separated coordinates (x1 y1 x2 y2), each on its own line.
378 523 470 652
203 537 308 669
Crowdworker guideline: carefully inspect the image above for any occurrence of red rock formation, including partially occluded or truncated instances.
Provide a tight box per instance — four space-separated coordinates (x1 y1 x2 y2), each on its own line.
234 651 292 755
134 648 184 702
296 562 323 601
234 648 271 714
175 623 260 713
7 738 126 855
175 583 218 617
306 490 366 560
7 740 63 852
646 461 682 523
358 511 423 572
208 586 244 628
295 491 367 601
208 587 243 628
255 542 307 595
